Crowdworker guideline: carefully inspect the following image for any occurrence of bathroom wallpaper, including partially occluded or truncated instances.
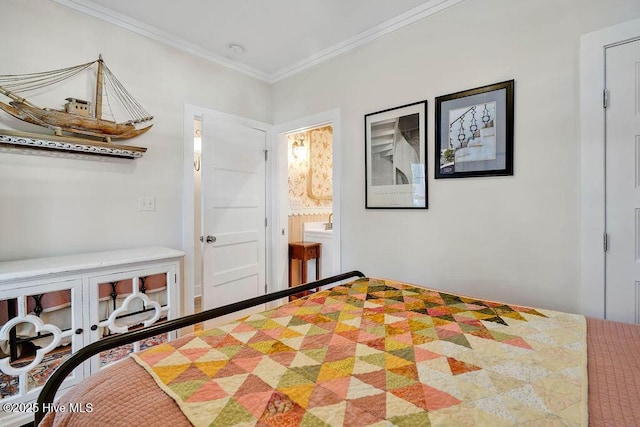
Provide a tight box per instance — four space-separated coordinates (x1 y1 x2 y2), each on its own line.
288 125 333 215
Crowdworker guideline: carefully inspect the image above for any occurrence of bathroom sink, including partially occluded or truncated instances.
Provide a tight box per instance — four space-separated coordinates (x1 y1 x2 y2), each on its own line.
305 229 332 236
303 222 333 234
302 221 335 281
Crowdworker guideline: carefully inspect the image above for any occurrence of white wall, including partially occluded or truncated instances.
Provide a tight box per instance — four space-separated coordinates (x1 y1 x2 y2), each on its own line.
271 0 640 313
0 0 270 261
3 0 639 314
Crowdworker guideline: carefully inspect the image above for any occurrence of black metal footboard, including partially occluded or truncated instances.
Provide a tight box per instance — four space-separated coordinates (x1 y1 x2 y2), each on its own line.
34 271 365 425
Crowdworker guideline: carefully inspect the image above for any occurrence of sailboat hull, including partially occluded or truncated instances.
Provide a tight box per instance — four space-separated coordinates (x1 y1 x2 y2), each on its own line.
2 101 152 140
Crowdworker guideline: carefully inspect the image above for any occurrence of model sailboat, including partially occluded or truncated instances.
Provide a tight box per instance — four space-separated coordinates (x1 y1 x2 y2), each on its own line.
0 55 152 142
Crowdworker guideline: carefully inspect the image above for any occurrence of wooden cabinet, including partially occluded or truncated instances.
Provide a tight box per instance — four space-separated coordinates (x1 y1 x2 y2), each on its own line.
0 247 184 427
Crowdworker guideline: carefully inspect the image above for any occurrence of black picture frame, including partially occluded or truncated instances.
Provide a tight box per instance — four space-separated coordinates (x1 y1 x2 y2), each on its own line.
435 80 514 179
365 100 427 209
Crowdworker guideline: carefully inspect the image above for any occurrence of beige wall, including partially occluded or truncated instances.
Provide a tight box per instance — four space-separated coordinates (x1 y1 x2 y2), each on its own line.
0 0 270 260
271 0 640 313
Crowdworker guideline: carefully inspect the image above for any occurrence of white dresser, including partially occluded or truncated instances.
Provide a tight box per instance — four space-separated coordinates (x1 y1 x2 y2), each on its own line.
0 246 184 427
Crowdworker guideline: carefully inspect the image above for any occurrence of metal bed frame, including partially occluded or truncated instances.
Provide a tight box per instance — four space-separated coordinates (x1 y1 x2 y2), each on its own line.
34 271 365 425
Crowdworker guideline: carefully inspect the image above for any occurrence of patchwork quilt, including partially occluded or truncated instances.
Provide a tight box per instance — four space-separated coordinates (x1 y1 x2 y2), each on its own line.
131 278 587 426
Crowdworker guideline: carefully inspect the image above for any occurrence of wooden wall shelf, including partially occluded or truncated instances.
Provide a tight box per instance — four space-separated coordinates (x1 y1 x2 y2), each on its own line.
0 129 147 159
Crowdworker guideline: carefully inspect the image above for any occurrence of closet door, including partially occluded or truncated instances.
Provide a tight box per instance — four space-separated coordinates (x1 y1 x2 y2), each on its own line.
605 39 640 323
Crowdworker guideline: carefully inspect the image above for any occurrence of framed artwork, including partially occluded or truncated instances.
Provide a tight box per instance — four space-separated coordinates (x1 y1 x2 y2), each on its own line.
365 100 427 209
435 80 514 179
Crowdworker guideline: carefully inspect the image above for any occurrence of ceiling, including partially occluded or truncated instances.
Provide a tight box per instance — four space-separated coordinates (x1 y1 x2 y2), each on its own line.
52 0 463 82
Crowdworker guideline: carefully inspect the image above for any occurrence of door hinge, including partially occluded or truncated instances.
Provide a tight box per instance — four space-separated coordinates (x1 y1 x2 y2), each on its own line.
603 232 608 252
265 217 268 227
603 89 609 109
264 150 268 161
264 283 268 293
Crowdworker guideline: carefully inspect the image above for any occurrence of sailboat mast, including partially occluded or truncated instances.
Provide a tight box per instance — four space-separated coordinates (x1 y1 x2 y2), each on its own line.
95 54 103 120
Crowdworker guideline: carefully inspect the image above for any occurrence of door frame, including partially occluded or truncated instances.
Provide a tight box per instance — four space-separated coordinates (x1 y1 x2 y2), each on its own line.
270 109 342 293
182 104 272 316
580 17 640 318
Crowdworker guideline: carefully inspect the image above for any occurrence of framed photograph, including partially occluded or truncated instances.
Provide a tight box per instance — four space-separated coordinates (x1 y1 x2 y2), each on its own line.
365 100 427 209
435 80 514 179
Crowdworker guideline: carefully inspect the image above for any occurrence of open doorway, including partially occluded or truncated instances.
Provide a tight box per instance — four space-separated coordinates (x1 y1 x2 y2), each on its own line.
273 109 342 294
286 126 334 288
184 106 339 314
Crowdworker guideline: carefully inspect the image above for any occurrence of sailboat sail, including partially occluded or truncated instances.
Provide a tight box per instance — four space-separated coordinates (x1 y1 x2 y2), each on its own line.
0 56 153 141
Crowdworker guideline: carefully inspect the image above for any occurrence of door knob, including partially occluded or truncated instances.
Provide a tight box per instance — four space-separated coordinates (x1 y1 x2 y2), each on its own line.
206 235 216 243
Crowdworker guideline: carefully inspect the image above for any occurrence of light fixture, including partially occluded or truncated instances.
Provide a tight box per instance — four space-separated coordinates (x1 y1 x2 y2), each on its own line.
194 128 202 171
228 43 245 55
292 135 306 160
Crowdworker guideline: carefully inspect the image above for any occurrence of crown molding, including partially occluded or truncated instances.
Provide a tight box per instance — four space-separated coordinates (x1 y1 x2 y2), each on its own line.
269 0 465 82
51 0 271 81
52 0 464 84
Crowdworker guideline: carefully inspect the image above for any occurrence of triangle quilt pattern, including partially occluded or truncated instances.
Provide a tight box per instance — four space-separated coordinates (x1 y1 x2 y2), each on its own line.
132 278 586 426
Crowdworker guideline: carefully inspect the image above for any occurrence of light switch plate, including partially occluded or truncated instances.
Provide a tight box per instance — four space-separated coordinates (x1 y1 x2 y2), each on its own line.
138 196 156 212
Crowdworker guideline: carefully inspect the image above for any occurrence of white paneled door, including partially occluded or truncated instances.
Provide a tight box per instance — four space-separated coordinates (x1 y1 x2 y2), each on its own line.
605 39 640 324
201 115 267 325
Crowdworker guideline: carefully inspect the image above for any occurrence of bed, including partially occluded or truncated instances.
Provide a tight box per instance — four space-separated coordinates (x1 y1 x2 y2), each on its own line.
36 272 640 426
